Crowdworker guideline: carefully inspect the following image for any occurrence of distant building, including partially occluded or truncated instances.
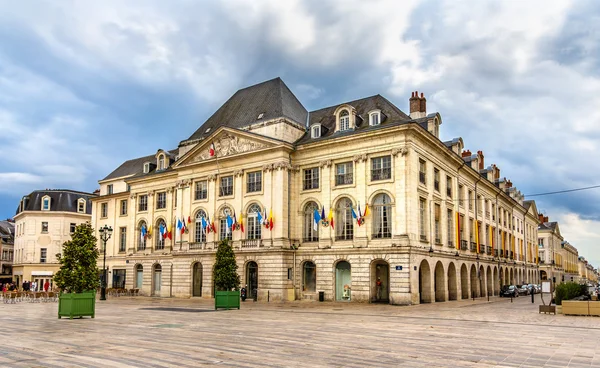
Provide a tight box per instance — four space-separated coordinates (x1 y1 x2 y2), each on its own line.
92 77 541 304
13 190 95 288
0 219 14 283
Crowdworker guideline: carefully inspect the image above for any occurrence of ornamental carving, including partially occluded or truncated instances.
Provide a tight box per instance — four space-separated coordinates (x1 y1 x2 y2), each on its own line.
194 133 269 161
130 193 136 200
207 174 217 182
391 147 408 157
234 170 244 177
291 165 301 173
353 154 368 163
319 160 332 168
274 161 293 171
262 164 274 172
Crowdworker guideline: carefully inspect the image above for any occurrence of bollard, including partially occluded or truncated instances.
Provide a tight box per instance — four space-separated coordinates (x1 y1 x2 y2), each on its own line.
487 291 490 302
531 290 534 303
472 291 475 301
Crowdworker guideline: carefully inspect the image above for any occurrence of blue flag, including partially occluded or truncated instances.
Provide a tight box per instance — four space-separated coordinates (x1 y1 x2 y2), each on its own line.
257 209 263 224
321 206 326 220
351 207 358 219
226 214 233 230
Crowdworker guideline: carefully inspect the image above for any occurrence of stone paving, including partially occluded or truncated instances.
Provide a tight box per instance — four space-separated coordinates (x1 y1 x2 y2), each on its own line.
1 295 600 367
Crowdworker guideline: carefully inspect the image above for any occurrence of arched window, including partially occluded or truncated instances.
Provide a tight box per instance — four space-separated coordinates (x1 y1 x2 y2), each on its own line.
138 221 147 251
372 193 392 239
336 198 353 241
247 204 262 240
158 154 165 170
303 201 319 242
339 110 350 131
195 210 207 243
155 219 166 250
219 207 233 241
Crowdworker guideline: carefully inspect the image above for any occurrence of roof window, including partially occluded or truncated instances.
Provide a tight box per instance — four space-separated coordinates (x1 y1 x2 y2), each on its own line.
311 125 321 139
257 112 264 120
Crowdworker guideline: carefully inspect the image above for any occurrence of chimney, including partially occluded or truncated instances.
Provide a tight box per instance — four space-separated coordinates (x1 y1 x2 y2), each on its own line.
506 179 512 188
409 91 421 119
491 164 500 181
419 92 427 114
538 214 544 223
461 149 472 158
544 216 549 223
477 151 484 170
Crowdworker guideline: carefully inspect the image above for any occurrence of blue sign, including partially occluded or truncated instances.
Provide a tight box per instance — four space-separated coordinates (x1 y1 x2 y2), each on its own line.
395 266 402 270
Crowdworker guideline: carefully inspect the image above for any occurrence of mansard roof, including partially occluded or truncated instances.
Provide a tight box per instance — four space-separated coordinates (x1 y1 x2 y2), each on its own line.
102 149 179 181
297 94 411 144
0 220 14 245
183 77 308 143
15 190 96 215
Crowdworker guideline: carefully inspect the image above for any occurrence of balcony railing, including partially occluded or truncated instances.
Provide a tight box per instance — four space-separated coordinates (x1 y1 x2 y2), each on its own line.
189 242 205 250
470 242 477 252
460 240 468 250
420 234 427 241
241 239 263 249
493 249 499 257
486 246 492 255
336 235 353 241
479 244 486 254
302 236 319 243
447 241 454 248
335 173 354 186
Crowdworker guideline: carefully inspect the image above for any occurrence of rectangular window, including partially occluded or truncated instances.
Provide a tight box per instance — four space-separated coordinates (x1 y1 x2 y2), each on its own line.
40 248 47 263
419 159 426 185
219 176 234 197
447 209 453 247
370 113 380 126
78 201 85 213
433 168 440 192
107 184 113 195
69 223 76 234
156 192 166 209
468 190 473 210
195 181 208 200
446 176 452 198
247 171 262 193
101 203 108 218
220 219 232 241
458 185 464 207
303 168 319 190
477 195 482 214
371 156 391 181
119 227 126 252
120 200 128 216
434 204 441 243
419 198 426 241
138 195 148 212
335 162 353 186
42 198 49 210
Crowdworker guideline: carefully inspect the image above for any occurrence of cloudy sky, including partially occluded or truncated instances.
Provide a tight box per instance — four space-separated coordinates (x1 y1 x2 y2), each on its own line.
1 0 599 266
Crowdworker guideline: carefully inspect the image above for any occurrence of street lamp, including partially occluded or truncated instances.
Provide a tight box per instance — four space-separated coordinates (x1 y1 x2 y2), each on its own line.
98 225 113 301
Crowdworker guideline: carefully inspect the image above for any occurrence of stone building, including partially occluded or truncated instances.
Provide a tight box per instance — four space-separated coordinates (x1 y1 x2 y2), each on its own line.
0 219 14 283
92 77 540 304
12 190 95 288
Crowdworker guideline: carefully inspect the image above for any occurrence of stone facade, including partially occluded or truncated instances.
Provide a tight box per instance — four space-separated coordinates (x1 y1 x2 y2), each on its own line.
92 79 542 304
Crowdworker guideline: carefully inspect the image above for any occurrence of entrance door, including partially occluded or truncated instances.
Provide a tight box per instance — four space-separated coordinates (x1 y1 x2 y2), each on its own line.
374 262 389 302
136 265 143 289
153 265 162 296
335 261 352 301
193 263 203 297
112 269 126 289
246 262 258 299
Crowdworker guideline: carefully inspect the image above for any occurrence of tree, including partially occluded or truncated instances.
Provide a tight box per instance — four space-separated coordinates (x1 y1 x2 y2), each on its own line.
54 222 99 293
214 239 240 291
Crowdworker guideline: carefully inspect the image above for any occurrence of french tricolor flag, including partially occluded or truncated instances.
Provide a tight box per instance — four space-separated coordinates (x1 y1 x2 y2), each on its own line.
209 143 215 157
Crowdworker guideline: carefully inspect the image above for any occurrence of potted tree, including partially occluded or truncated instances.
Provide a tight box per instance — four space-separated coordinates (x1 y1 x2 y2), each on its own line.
54 222 99 319
214 239 241 310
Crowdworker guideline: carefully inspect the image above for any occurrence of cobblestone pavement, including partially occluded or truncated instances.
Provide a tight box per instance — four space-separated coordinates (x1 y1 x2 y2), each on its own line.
1 295 599 367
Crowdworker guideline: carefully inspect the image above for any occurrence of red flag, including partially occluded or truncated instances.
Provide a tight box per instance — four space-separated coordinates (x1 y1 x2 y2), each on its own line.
211 222 216 233
209 143 215 157
187 216 191 224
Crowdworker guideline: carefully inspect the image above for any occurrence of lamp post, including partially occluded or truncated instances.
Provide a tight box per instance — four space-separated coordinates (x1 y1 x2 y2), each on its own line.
99 225 113 301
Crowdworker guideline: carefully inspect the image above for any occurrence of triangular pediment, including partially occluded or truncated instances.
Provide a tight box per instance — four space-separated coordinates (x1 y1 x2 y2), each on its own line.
175 128 285 167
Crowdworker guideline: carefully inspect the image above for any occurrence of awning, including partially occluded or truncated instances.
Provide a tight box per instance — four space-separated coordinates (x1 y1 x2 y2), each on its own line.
31 271 54 276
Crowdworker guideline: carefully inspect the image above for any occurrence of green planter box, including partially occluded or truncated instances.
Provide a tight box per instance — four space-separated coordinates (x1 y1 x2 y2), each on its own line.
58 291 96 319
215 290 240 310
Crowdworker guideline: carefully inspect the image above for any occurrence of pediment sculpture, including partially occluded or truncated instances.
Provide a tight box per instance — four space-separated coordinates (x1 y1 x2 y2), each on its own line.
194 133 269 161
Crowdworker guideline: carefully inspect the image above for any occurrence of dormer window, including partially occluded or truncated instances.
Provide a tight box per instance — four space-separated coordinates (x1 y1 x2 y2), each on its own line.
157 155 165 170
41 196 50 211
339 110 350 131
78 199 86 213
311 125 321 139
257 112 264 120
369 110 381 126
143 162 150 174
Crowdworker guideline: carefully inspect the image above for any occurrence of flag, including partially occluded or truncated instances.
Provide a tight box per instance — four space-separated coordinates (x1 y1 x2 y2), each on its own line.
268 208 274 230
141 224 147 244
209 143 215 157
364 203 371 217
226 213 233 234
187 216 191 224
475 221 480 253
233 211 238 231
201 216 208 234
167 223 172 240
205 214 211 233
313 209 322 231
352 207 359 226
181 218 186 235
257 208 263 225
357 203 363 226
159 223 166 239
147 225 152 236
177 218 182 234
240 212 244 233
321 206 325 221
328 207 334 229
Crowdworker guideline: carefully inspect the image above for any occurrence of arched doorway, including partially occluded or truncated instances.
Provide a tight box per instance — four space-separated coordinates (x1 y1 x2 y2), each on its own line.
418 260 432 304
335 261 352 301
302 261 316 296
460 264 469 299
434 261 445 302
509 268 514 285
246 261 258 300
479 265 486 297
447 263 458 301
135 264 143 289
493 266 499 295
192 262 203 297
504 267 509 285
371 260 389 303
540 270 548 280
470 265 479 298
152 264 162 296
486 266 493 297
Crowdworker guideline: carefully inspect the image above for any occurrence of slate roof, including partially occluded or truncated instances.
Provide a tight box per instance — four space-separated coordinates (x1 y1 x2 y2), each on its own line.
297 94 411 145
15 190 96 215
0 221 14 245
102 149 178 181
183 77 308 143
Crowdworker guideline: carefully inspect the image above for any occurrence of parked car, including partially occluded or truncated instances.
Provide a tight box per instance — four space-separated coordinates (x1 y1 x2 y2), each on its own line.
528 284 540 294
518 285 530 295
500 285 519 297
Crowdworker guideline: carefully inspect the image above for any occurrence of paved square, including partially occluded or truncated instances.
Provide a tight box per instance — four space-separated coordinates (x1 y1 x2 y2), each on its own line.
1 296 600 367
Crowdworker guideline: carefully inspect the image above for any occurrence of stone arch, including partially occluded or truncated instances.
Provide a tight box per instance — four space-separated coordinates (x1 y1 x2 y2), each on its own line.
191 261 203 297
134 263 143 289
470 264 479 298
486 266 493 297
244 200 264 214
447 262 458 301
419 259 432 304
509 268 514 285
460 263 469 299
479 265 486 297
151 263 162 296
370 259 390 303
493 266 499 295
331 193 356 208
434 261 445 302
301 260 317 294
367 189 396 206
298 197 322 214
334 259 352 301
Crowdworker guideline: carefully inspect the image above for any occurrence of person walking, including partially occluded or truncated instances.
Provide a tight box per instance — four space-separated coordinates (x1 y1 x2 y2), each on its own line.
44 281 50 292
31 281 37 292
376 277 382 301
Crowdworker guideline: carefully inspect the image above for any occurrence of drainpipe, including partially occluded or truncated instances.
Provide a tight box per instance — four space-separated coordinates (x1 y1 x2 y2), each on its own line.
288 152 296 300
170 263 173 297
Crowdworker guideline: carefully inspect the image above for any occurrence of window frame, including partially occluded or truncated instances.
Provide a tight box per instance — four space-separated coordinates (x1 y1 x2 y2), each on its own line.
107 184 113 195
42 197 50 211
303 202 319 242
369 111 381 126
120 199 128 216
69 223 76 234
419 198 427 241
419 159 427 185
100 203 108 218
339 110 350 131
40 248 47 263
311 125 321 138
219 176 234 197
194 180 208 200
138 195 148 212
41 222 48 233
246 171 262 193
247 204 262 240
371 194 392 239
303 167 320 191
335 162 354 186
371 156 392 181
77 199 86 213
119 227 127 252
156 192 167 210
335 198 354 241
